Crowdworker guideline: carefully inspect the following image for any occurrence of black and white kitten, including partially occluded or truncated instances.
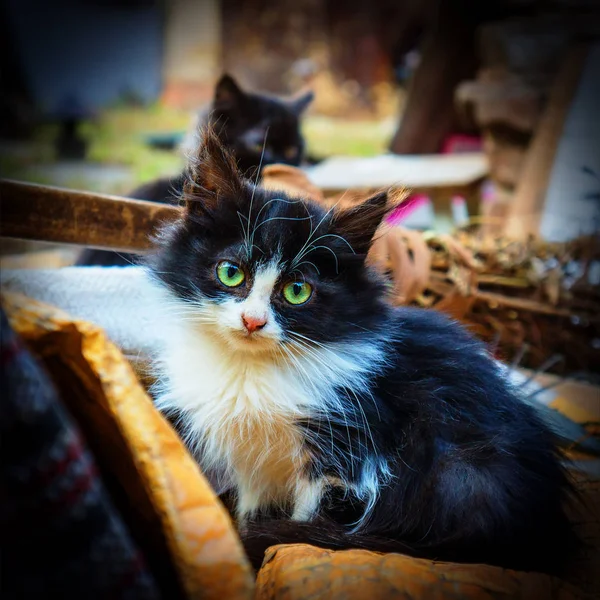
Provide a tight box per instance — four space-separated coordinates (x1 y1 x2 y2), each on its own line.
145 128 576 574
77 74 313 267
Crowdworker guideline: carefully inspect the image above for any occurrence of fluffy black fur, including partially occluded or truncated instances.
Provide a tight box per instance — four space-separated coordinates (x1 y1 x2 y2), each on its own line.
148 128 578 575
208 73 313 177
241 307 578 573
77 74 313 267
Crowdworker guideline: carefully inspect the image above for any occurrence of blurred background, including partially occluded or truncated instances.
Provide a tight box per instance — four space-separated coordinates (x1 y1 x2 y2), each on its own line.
2 0 596 191
1 0 410 194
2 4 600 597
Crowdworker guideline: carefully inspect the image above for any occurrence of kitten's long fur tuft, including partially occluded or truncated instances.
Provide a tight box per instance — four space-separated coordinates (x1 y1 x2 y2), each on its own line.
145 129 578 576
182 124 246 217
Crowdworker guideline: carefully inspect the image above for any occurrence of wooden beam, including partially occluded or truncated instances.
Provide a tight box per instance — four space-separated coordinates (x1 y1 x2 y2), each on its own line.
388 0 482 154
503 45 589 239
161 0 222 108
0 179 182 252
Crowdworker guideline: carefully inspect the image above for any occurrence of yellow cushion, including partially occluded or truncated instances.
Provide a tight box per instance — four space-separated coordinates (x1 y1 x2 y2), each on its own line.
255 544 587 600
2 291 254 600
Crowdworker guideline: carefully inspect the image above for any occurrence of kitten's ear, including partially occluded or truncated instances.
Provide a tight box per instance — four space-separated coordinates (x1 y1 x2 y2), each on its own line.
289 90 314 115
331 191 389 256
183 126 244 214
214 74 245 107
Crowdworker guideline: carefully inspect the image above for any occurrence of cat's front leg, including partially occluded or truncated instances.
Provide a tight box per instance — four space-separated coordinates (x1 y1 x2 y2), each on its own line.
236 486 263 524
292 478 325 521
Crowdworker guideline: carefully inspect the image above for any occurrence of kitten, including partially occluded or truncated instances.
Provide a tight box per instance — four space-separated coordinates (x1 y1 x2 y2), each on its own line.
183 73 314 177
144 128 576 574
76 74 313 267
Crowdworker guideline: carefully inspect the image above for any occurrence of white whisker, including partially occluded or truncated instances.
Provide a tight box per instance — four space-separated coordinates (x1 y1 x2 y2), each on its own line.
279 342 336 457
289 270 306 283
244 128 270 258
287 338 359 474
302 244 340 273
306 233 355 254
293 260 320 275
290 198 342 269
249 197 307 250
253 215 313 234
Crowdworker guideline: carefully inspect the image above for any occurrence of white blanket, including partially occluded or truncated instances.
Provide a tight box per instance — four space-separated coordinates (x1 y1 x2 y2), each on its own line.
1 266 162 357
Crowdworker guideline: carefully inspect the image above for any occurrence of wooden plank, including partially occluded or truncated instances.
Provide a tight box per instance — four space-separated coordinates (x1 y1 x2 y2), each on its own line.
305 153 486 225
517 368 600 420
305 153 488 192
0 179 182 252
474 290 574 318
504 44 589 239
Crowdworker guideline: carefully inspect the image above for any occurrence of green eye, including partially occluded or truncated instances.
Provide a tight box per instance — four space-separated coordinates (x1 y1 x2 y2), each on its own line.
282 281 313 305
216 261 245 287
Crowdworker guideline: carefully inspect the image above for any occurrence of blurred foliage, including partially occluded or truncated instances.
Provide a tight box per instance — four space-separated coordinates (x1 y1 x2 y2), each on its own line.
0 124 58 183
81 103 189 185
1 101 397 194
304 116 394 157
308 72 404 121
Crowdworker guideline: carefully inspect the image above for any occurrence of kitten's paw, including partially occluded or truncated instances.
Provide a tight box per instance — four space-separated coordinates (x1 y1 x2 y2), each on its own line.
292 478 325 521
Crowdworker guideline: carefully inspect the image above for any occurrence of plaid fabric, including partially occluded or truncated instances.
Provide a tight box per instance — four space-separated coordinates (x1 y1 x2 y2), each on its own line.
0 305 160 599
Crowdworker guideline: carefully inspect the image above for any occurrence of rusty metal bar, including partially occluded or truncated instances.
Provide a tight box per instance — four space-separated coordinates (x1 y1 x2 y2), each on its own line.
0 179 182 252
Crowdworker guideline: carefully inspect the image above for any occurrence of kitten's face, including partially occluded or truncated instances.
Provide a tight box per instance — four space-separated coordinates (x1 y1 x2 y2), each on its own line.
210 74 313 176
150 130 389 357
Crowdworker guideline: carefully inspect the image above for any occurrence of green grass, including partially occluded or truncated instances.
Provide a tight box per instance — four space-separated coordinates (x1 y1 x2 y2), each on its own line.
82 106 394 180
1 104 395 194
82 104 189 184
303 115 395 158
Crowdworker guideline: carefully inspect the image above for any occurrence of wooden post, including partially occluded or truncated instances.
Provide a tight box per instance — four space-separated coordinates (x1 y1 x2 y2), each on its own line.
388 0 482 154
503 45 589 239
161 0 222 108
221 0 327 94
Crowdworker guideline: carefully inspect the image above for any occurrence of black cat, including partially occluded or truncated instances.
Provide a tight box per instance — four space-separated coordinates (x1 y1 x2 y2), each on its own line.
77 74 313 267
144 127 578 575
193 73 313 177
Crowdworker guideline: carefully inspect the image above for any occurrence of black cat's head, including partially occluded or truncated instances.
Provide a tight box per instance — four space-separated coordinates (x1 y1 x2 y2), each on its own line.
150 127 391 356
210 74 313 177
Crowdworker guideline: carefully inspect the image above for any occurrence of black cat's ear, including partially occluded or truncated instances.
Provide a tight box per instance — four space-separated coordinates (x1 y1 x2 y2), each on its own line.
214 74 245 108
289 90 314 115
183 126 244 215
331 191 389 256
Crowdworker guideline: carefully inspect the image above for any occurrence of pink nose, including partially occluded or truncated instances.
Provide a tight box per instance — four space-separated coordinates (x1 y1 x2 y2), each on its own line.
242 314 267 333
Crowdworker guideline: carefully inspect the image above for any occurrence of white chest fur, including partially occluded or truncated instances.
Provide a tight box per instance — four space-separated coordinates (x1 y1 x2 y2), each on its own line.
147 275 386 520
153 320 320 517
